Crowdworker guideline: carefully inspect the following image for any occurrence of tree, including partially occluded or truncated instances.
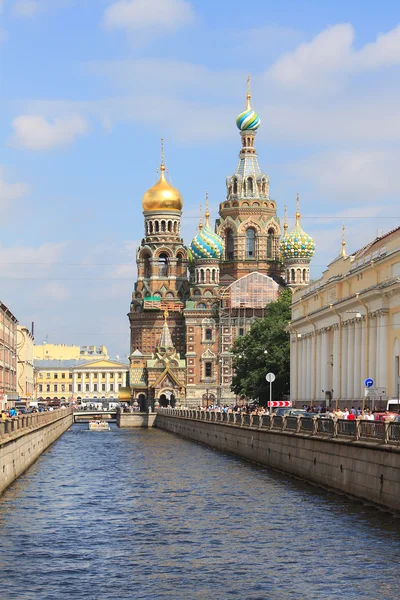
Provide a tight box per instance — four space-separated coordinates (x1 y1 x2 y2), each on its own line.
231 289 291 403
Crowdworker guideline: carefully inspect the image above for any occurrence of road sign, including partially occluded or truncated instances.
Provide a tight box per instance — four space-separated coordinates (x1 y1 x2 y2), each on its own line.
366 386 386 397
266 373 276 383
268 401 292 407
364 378 374 388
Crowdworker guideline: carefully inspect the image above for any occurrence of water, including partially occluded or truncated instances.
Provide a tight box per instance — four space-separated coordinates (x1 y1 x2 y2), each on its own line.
0 424 400 600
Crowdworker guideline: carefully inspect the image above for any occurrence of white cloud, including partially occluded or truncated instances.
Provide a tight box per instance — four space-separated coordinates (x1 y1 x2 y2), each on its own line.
0 167 29 210
12 0 40 17
33 282 70 301
103 0 195 35
11 114 89 150
289 148 400 200
268 23 400 90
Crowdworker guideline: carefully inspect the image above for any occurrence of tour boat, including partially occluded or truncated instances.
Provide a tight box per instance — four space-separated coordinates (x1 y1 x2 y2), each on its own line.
88 420 110 431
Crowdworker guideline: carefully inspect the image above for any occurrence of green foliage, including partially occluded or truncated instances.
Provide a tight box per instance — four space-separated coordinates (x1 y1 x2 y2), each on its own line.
231 289 292 403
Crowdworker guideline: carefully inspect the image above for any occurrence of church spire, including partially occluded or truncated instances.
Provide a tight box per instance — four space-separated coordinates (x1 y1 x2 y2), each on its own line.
341 224 347 258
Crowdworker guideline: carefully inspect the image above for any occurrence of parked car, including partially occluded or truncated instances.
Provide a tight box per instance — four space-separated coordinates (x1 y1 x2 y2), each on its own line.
374 412 399 422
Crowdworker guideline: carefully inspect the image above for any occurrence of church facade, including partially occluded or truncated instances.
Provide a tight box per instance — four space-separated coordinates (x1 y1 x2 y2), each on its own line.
128 84 315 409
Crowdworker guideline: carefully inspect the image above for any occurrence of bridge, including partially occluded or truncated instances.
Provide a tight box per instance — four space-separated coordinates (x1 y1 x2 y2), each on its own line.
73 410 117 423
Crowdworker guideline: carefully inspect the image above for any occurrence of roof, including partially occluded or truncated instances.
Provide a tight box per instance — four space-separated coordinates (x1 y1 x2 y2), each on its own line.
35 358 129 369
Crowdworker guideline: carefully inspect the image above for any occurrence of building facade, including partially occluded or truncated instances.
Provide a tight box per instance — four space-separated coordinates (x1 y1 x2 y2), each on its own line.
34 359 129 402
290 226 400 409
127 83 314 408
0 300 18 408
17 325 34 402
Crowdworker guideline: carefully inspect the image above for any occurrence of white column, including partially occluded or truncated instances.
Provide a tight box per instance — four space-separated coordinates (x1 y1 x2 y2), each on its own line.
346 322 354 402
73 373 78 395
369 314 376 383
290 336 296 404
306 336 312 401
342 324 348 402
299 338 304 401
360 317 366 395
321 329 329 396
378 311 389 391
311 332 316 402
315 331 321 403
354 320 362 402
332 326 340 404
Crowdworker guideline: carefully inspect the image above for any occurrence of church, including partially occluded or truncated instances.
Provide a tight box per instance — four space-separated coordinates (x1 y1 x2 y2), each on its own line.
127 82 315 409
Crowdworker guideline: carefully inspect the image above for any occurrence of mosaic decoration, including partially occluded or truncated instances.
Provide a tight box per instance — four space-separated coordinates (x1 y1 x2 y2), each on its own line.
280 225 315 259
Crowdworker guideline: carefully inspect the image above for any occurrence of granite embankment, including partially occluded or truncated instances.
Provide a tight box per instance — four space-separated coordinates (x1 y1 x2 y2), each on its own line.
0 408 74 494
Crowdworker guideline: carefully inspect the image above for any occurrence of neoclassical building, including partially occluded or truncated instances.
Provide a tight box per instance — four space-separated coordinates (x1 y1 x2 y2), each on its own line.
289 226 400 409
34 358 129 402
128 83 315 408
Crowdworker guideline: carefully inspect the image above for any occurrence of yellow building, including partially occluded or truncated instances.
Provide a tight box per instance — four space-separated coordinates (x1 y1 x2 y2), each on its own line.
290 226 400 408
34 358 128 402
34 343 108 361
17 325 34 402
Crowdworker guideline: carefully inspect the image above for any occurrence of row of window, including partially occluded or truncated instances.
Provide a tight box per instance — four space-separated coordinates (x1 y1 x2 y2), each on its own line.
39 372 123 379
145 219 180 235
38 383 119 393
226 229 276 260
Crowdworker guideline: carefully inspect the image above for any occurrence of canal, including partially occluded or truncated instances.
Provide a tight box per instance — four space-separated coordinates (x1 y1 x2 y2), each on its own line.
0 424 399 600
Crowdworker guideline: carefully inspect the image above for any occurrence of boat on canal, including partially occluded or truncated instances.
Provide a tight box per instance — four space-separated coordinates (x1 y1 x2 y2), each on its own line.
88 420 110 431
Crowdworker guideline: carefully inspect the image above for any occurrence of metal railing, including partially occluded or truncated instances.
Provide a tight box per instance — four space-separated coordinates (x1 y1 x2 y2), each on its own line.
159 409 400 446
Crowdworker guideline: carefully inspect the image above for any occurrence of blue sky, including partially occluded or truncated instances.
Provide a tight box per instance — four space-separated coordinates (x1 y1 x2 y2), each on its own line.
1 0 400 358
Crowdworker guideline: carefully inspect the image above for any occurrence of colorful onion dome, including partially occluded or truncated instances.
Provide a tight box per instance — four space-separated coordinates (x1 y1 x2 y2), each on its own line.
191 211 224 261
142 164 183 212
280 204 315 260
236 108 260 131
236 75 260 131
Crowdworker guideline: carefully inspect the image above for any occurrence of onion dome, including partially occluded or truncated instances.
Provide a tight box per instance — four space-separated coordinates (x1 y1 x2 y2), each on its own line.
142 164 183 212
236 75 261 131
191 203 224 260
280 198 315 260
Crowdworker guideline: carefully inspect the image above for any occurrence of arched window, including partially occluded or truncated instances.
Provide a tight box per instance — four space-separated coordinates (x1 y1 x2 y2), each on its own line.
247 177 253 194
177 253 184 277
155 221 159 233
161 220 166 232
158 253 168 276
246 228 256 258
149 221 154 234
267 228 274 259
303 268 307 283
168 221 172 232
143 254 151 278
291 268 295 282
226 230 234 260
233 179 238 195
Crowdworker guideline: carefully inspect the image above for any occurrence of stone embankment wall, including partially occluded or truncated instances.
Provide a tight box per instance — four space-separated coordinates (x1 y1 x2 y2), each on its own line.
0 409 73 495
117 411 157 428
156 412 400 512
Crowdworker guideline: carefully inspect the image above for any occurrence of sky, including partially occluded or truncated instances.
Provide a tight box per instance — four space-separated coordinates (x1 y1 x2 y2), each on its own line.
1 0 400 359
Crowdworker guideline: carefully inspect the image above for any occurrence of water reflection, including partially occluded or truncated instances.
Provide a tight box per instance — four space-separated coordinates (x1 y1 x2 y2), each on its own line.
0 424 399 600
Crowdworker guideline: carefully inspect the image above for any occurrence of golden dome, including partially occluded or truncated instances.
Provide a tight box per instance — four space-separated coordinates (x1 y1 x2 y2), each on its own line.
142 164 183 212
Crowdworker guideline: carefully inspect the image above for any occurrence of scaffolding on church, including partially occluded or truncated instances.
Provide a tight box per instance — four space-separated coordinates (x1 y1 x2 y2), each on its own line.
217 272 282 403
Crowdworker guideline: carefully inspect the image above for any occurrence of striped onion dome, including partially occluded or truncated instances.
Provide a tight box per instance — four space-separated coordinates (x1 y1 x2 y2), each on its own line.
191 221 224 261
236 107 260 131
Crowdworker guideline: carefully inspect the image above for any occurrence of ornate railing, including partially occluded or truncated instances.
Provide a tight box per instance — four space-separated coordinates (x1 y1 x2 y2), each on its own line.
159 409 400 446
0 408 73 442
